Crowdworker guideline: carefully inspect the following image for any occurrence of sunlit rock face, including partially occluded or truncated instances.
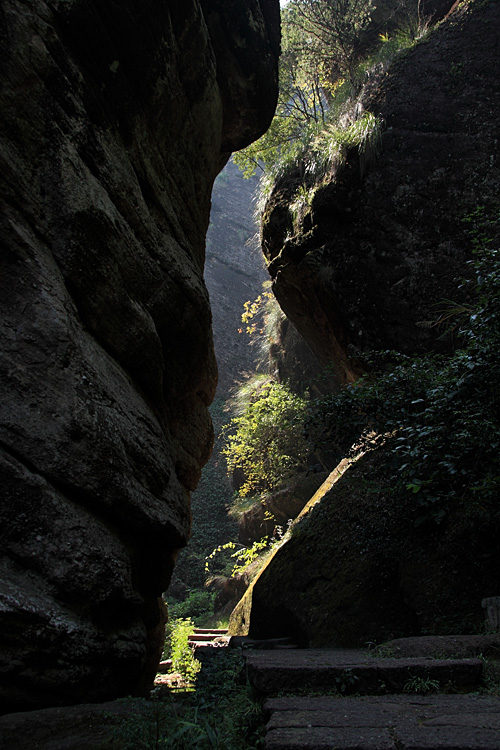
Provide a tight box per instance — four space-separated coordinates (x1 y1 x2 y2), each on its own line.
0 0 279 710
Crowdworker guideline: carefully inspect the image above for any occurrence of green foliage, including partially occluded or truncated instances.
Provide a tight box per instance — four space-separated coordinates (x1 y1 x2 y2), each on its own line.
111 651 262 750
289 0 374 86
234 0 374 180
164 618 201 688
205 538 270 578
235 0 430 195
167 590 216 625
310 223 500 526
233 1 331 179
313 110 381 158
374 18 430 62
223 379 309 496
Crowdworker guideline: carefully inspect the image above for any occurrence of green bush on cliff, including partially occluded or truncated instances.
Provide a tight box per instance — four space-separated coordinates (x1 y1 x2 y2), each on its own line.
223 379 309 496
234 0 374 179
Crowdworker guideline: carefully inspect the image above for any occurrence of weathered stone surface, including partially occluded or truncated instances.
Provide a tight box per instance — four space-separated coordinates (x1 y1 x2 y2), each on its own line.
262 0 500 384
238 471 329 545
0 0 279 710
246 649 482 695
379 635 500 660
264 695 500 750
0 700 131 750
229 446 500 646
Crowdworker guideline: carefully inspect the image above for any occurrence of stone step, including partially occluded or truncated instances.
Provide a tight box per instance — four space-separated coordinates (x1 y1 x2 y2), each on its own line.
189 633 219 642
263 694 500 750
192 628 229 635
229 635 298 650
157 659 173 673
188 639 229 649
246 649 483 696
188 632 230 650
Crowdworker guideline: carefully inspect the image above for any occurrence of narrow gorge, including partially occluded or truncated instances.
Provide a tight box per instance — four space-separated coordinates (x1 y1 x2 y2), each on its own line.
1 0 500 745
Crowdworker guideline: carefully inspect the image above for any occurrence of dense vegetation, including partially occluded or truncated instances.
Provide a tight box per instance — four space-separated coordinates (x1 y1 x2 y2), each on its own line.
234 0 427 197
112 649 262 750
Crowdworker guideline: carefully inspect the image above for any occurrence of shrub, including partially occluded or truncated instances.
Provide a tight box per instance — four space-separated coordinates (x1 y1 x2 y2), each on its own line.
223 379 309 496
167 590 215 624
163 618 200 687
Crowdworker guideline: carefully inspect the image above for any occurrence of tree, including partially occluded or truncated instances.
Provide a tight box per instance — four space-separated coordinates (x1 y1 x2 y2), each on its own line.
233 0 374 177
222 379 309 496
289 0 374 87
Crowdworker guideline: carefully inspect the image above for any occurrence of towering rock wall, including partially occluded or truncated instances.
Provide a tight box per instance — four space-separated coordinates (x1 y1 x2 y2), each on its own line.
262 0 499 386
230 0 500 646
0 0 279 711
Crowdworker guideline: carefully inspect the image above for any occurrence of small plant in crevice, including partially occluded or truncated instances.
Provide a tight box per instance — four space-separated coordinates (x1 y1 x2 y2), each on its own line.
334 668 360 694
403 675 441 695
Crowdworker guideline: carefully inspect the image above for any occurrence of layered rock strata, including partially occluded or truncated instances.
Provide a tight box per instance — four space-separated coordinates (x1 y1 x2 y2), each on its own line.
0 0 279 710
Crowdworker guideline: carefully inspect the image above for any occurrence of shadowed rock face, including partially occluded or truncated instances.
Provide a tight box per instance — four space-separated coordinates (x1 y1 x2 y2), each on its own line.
262 0 500 386
0 0 279 711
231 0 500 647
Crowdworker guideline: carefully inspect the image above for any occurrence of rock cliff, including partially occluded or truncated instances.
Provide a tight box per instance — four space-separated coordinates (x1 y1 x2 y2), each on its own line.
262 0 500 386
230 0 500 645
0 0 279 710
231 443 500 646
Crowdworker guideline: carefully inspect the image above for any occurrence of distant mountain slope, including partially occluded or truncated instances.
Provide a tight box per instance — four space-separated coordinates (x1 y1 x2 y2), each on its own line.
205 159 268 396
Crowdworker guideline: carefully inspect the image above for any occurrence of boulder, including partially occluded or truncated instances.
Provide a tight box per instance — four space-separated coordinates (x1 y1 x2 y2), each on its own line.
229 444 500 646
0 0 279 710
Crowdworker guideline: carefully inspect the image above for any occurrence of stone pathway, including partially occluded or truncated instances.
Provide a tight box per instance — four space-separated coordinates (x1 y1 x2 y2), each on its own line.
263 694 500 750
245 649 483 695
243 645 500 750
155 630 500 748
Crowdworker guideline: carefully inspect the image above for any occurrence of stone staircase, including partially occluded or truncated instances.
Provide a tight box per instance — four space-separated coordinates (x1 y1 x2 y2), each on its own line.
160 628 500 748
245 648 483 695
262 693 500 750
243 643 500 750
188 627 230 649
